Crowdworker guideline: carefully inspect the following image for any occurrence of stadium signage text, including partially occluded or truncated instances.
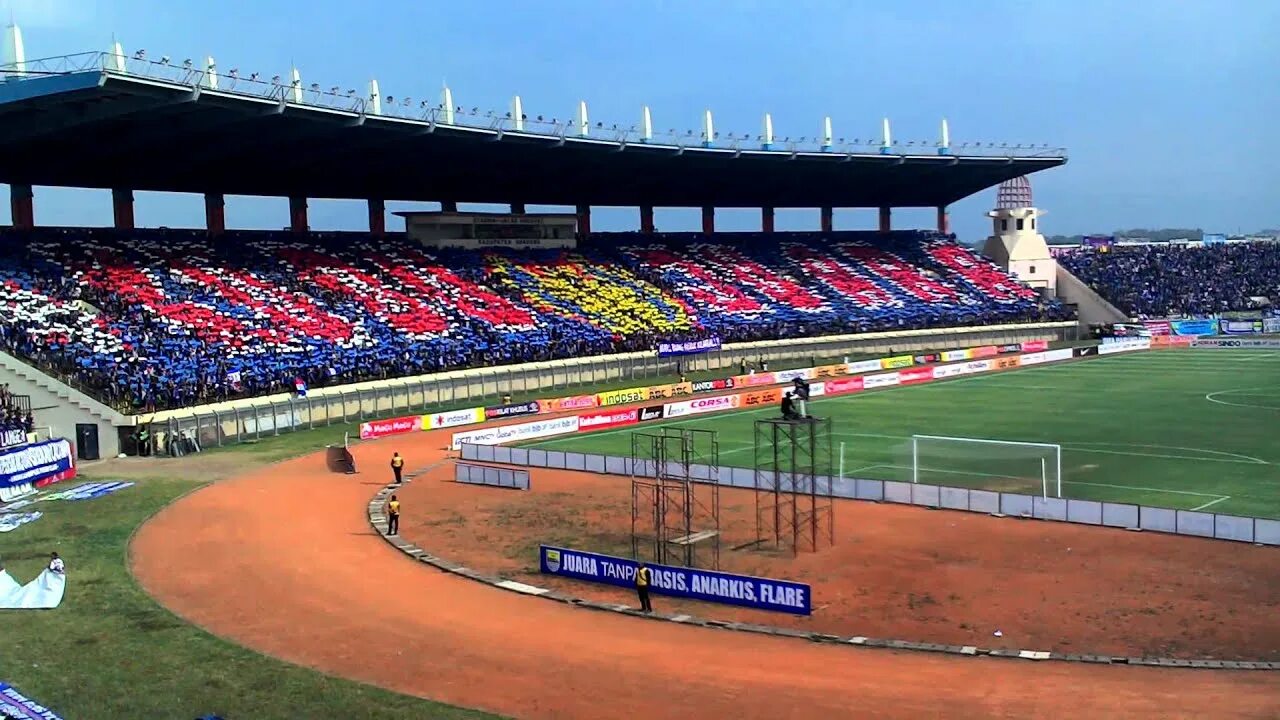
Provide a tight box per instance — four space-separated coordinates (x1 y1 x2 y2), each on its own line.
451 416 579 449
879 356 914 370
0 439 76 493
484 401 541 421
863 372 900 389
359 415 421 440
1191 338 1280 349
690 378 735 393
577 409 638 430
844 360 883 374
426 407 486 430
656 337 722 357
664 395 739 418
637 405 666 422
539 545 811 615
1098 338 1152 355
0 429 25 450
538 394 597 413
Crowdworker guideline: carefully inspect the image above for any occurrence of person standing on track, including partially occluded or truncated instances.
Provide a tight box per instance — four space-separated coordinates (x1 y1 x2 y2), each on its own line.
635 562 653 612
390 452 405 485
387 495 401 536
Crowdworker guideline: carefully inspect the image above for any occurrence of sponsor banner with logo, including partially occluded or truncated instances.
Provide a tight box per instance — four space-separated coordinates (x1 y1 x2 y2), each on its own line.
1151 335 1195 348
596 386 650 407
1220 319 1264 335
656 336 722 357
484 401 540 421
1142 321 1172 336
970 345 999 358
538 394 598 414
879 355 914 370
773 368 813 383
913 353 940 364
1191 338 1280 349
1098 338 1152 355
740 389 783 408
863 372 900 389
426 407 486 430
0 440 75 493
963 360 995 373
690 378 735 393
996 343 1022 354
1265 318 1280 334
540 545 810 615
733 372 778 387
665 394 741 419
451 416 580 449
807 381 826 398
0 681 65 720
897 368 934 385
1019 352 1047 366
637 405 666 422
844 359 883 375
1020 340 1050 352
823 377 865 395
0 429 25 450
1169 319 1217 336
812 364 845 379
577 408 639 431
939 349 971 362
933 363 966 378
994 356 1022 370
1074 346 1098 357
359 415 423 440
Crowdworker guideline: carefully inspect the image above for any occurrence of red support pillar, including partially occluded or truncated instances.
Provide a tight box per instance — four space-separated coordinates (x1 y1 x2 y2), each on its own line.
878 206 892 233
936 206 951 235
369 199 386 236
289 196 308 233
510 203 526 215
820 206 834 233
639 205 655 234
761 206 775 234
9 184 33 229
701 206 715 235
112 188 135 230
204 193 226 236
576 204 591 237
440 201 458 213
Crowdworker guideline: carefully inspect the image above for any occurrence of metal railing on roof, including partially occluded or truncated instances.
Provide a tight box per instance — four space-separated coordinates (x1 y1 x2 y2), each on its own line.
0 50 1068 159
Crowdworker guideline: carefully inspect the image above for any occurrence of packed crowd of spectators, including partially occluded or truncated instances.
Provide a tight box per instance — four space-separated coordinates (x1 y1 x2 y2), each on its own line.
0 228 1065 412
1060 242 1280 318
0 383 34 446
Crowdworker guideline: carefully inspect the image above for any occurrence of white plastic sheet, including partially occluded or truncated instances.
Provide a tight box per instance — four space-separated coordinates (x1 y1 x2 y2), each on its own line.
0 569 65 609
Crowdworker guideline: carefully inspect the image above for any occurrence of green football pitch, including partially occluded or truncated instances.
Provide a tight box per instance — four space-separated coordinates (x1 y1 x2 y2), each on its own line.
524 349 1280 519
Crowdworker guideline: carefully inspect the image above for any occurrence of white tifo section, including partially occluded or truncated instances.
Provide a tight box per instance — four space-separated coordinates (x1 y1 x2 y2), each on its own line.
911 434 1063 498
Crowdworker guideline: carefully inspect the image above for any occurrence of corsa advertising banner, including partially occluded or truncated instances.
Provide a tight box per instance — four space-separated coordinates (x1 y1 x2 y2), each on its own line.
451 416 579 449
577 408 639 432
426 407 486 430
1020 340 1050 352
664 394 741 419
879 355 914 370
540 545 811 615
538 394 598 413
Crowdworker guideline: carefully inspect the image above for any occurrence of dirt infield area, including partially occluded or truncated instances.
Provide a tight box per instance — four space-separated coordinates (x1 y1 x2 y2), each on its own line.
131 426 1280 719
397 462 1280 661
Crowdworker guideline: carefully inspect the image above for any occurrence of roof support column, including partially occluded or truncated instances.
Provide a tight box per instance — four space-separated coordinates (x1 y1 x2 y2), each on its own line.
369 199 386 237
640 205 655 234
576 204 591 237
440 201 458 213
9 184 33 229
510 203 526 215
289 196 308 234
761 206 775 234
112 188 135 231
204 193 226 236
701 206 715 235
936 206 951 235
878 206 892 234
820 206 834 233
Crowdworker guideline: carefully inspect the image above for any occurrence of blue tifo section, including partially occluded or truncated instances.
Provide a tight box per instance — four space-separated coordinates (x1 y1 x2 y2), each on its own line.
539 545 811 615
0 681 65 720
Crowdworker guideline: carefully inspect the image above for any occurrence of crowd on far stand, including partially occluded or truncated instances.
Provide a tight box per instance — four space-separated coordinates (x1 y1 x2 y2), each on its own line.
0 383 35 446
1060 242 1280 318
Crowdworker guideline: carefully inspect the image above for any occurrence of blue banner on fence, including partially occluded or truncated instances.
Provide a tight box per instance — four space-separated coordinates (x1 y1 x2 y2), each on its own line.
0 440 76 492
0 682 65 720
1169 319 1218 336
1220 319 1264 335
539 545 811 615
656 337 721 357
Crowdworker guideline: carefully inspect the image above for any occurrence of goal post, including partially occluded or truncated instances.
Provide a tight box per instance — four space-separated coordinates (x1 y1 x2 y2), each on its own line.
909 434 1062 498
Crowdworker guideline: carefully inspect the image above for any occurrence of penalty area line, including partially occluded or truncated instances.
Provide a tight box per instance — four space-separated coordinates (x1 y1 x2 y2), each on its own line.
1189 496 1232 512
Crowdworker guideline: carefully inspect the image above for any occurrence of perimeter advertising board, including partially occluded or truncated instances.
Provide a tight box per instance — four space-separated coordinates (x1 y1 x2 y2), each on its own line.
1191 338 1280 349
0 439 76 495
451 416 579 449
540 545 811 615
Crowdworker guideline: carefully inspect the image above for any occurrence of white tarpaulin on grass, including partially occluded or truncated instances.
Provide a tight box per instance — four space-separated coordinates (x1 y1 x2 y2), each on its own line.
0 569 64 609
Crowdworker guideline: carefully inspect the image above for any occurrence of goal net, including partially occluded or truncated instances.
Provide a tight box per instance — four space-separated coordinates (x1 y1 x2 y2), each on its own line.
905 434 1062 498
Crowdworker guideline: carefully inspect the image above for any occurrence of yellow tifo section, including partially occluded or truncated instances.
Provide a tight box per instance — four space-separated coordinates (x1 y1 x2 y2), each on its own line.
485 253 697 335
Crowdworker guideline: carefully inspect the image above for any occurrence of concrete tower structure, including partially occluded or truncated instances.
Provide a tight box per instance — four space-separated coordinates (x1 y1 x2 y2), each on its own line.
981 176 1055 291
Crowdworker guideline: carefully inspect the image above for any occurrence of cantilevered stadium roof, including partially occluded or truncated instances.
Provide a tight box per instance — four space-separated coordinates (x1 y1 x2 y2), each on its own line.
0 53 1066 208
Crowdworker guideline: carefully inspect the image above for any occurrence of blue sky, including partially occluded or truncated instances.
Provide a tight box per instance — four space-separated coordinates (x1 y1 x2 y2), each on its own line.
2 0 1277 239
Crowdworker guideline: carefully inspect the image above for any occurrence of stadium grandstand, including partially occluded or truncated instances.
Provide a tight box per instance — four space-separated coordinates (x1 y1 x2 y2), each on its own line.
0 30 1074 459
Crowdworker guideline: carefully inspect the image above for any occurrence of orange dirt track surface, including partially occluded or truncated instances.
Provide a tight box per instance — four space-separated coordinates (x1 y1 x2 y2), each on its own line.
131 428 1280 720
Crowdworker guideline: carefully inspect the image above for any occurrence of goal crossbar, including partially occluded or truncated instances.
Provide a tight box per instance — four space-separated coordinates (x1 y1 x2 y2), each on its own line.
910 434 1063 498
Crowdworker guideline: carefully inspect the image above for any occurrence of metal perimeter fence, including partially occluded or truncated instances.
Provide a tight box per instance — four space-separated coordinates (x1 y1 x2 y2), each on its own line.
458 443 1280 548
141 323 1074 455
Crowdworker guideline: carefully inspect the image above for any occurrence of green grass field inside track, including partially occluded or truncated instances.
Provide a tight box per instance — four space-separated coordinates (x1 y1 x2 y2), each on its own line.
525 349 1280 519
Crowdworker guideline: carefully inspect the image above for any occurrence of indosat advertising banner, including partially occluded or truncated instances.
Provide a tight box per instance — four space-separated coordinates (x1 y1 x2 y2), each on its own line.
540 545 811 615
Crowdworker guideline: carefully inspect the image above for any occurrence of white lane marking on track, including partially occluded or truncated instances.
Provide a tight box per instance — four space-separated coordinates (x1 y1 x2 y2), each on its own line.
1190 496 1232 511
1205 387 1280 411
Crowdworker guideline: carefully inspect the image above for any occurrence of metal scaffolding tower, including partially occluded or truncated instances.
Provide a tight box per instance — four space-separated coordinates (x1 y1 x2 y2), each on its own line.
753 417 835 554
630 427 721 569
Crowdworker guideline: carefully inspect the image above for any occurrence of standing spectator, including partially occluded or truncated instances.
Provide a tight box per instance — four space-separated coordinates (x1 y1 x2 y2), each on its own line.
390 452 405 485
386 495 401 536
635 562 653 613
